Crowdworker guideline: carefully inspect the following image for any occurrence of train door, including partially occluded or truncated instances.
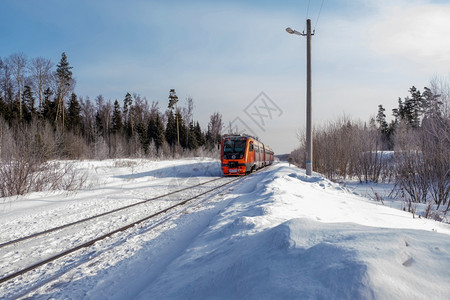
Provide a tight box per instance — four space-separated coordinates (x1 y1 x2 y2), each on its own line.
247 141 254 172
255 143 261 169
262 145 265 166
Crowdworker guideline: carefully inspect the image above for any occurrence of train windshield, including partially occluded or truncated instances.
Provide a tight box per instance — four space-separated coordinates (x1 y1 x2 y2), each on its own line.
224 138 247 154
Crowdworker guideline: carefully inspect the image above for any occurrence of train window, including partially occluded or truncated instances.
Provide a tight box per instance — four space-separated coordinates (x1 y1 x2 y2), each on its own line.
224 138 246 154
234 140 246 152
249 143 254 151
224 140 233 153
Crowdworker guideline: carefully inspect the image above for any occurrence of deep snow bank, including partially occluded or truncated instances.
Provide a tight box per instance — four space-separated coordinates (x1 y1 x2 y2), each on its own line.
137 163 450 299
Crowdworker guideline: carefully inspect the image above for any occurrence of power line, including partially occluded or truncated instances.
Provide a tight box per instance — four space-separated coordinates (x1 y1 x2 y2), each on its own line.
314 0 325 31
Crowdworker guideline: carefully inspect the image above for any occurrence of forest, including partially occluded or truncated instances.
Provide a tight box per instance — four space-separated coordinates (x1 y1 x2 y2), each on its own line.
0 53 224 156
0 52 222 197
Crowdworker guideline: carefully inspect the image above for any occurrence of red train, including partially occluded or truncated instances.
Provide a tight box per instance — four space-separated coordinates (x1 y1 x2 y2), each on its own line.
220 134 274 176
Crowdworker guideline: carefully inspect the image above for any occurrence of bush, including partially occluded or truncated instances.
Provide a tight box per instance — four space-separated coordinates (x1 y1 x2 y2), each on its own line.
0 119 88 197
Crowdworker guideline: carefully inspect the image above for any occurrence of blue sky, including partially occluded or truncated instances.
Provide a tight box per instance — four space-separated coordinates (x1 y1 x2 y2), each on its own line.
2 0 450 154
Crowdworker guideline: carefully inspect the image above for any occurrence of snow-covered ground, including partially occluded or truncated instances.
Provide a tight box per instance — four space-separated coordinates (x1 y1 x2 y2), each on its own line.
1 158 449 299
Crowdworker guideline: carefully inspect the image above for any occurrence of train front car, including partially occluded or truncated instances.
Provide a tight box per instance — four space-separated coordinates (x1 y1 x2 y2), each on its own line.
221 135 253 176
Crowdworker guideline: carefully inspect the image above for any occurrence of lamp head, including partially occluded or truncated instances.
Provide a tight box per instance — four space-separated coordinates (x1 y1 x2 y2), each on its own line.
285 27 295 34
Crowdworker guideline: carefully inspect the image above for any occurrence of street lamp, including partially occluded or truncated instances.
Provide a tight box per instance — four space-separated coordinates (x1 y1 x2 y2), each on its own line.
285 27 302 35
286 19 313 176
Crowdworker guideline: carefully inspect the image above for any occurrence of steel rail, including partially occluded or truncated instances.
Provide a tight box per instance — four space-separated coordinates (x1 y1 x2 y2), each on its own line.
0 176 241 285
0 177 224 249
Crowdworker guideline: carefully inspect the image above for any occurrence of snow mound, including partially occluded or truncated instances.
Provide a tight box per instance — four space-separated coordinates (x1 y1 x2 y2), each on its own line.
138 216 450 299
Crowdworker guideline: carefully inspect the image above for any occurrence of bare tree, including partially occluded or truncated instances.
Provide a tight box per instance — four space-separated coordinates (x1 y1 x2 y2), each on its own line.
1 61 13 106
6 53 28 119
294 116 387 183
0 116 4 158
354 123 385 183
0 58 5 99
207 112 222 146
393 149 429 205
421 116 450 211
183 96 194 125
0 119 52 196
183 96 194 147
80 96 96 143
133 93 151 126
29 57 54 115
95 94 112 137
430 76 450 118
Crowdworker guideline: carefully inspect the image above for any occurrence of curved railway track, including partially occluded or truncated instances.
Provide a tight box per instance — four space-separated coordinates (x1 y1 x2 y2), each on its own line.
0 174 246 297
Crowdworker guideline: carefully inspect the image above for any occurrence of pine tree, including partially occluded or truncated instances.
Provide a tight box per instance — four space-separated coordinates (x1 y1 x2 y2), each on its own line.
136 121 148 153
376 104 394 149
155 114 165 151
95 95 112 139
392 97 403 121
194 121 205 146
165 111 177 146
148 113 165 152
187 121 198 150
112 99 122 134
177 111 188 148
147 114 156 140
167 89 179 145
42 88 55 123
422 87 442 119
123 92 134 137
376 104 388 134
95 111 104 137
392 87 424 129
55 52 73 128
67 93 81 132
408 86 424 128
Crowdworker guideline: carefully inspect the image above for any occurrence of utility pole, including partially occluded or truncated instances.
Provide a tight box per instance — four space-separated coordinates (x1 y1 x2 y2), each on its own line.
305 19 313 176
286 19 314 175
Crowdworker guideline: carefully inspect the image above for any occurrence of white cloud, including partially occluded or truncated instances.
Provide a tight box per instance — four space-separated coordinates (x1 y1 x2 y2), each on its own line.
368 3 450 71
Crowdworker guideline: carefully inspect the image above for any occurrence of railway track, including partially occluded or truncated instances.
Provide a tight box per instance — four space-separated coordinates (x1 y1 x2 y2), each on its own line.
0 177 224 249
0 174 246 298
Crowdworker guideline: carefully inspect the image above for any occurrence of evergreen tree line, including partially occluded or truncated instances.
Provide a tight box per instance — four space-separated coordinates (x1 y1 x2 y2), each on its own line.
290 81 450 218
0 52 223 161
375 85 445 150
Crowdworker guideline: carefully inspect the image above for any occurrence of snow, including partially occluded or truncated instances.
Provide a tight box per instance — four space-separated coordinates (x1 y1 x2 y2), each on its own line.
1 159 449 299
